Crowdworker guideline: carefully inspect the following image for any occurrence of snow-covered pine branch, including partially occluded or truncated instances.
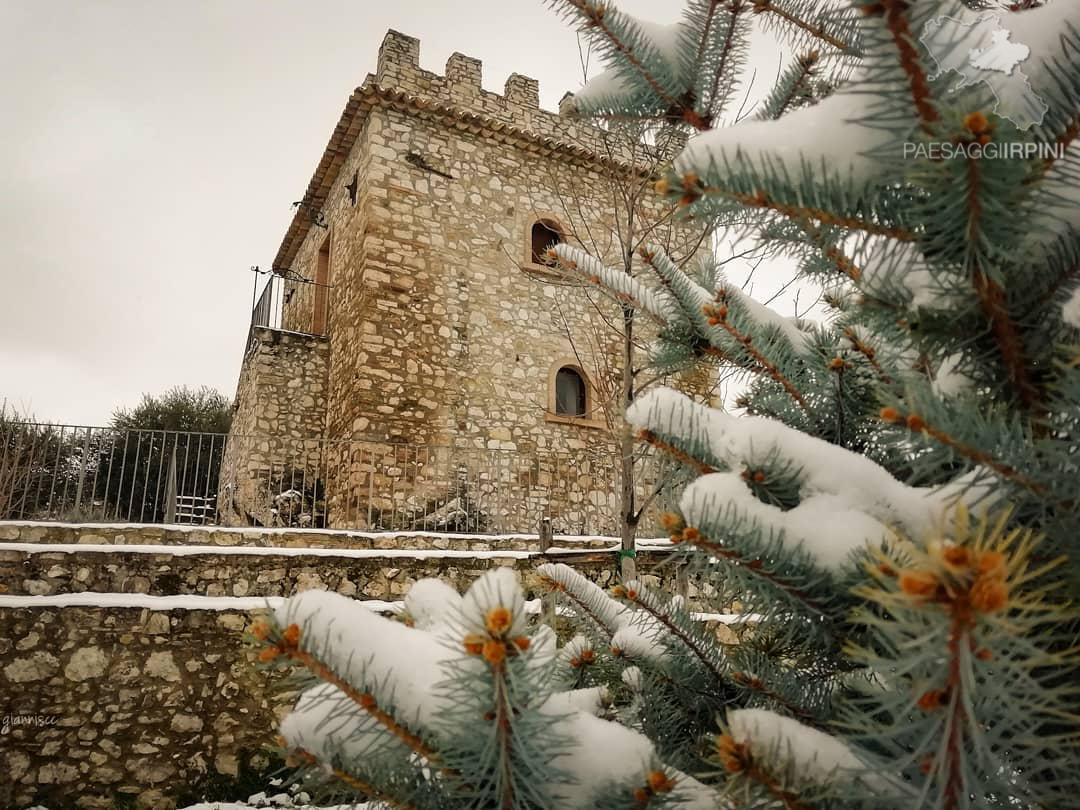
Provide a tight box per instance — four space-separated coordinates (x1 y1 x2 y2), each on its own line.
717 708 899 802
550 243 680 326
627 387 998 563
260 569 723 808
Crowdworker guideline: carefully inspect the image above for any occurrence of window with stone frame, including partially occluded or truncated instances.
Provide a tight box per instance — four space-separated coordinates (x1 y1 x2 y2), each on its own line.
554 366 588 418
530 219 563 265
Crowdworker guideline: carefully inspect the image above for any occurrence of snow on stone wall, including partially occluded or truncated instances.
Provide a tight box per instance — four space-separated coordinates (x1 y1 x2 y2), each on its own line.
0 521 683 809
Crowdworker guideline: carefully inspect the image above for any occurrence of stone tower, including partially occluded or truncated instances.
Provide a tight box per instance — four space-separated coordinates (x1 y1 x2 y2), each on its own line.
220 30 704 533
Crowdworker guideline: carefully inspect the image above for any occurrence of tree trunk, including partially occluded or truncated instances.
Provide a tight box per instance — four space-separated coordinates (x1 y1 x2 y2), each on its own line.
620 301 637 583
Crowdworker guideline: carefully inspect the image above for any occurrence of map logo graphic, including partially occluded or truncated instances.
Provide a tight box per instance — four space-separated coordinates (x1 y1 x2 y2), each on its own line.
921 13 1048 131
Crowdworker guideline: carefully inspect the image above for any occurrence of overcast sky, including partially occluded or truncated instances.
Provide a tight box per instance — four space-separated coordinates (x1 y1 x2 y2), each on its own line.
0 0 787 426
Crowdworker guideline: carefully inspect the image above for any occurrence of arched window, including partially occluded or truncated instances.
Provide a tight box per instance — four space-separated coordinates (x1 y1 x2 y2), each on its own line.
530 220 563 264
554 367 587 417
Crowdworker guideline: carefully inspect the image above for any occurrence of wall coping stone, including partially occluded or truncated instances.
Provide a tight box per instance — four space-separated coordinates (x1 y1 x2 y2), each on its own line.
0 520 668 551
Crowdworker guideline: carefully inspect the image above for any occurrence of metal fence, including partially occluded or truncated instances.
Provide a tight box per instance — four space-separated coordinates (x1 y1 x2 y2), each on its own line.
0 422 228 525
1 421 676 535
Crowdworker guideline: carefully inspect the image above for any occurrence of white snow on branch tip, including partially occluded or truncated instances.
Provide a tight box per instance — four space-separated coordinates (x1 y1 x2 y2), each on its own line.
622 665 644 692
859 240 964 313
404 578 462 630
612 625 670 667
573 14 686 112
720 279 815 357
274 590 454 730
545 712 716 810
627 388 997 563
682 472 888 570
458 566 528 639
728 708 877 786
280 681 403 764
933 352 974 398
552 244 679 324
536 562 630 633
540 686 609 717
560 634 595 668
675 91 892 188
1063 287 1080 329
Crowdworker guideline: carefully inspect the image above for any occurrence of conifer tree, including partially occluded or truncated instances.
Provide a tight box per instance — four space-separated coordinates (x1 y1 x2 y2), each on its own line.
254 2 1080 807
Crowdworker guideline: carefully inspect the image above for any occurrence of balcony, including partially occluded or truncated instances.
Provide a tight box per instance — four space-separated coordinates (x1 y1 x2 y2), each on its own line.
249 268 332 338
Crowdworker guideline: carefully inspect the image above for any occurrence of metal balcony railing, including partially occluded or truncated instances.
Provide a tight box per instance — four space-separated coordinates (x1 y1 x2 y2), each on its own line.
250 268 332 337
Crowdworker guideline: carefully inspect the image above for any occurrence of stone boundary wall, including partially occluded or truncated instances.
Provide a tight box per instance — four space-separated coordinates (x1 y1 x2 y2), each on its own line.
1 605 292 810
0 521 680 809
218 327 331 529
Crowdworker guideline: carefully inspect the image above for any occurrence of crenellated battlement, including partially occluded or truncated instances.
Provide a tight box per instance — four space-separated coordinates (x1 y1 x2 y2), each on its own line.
375 29 421 85
367 28 600 138
375 29 544 115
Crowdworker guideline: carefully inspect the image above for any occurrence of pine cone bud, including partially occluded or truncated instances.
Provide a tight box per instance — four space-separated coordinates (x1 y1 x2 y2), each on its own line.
879 406 901 423
463 633 485 655
482 640 507 666
970 576 1008 613
942 546 969 567
647 770 676 793
899 569 939 598
282 624 301 647
977 550 1006 577
917 689 947 711
485 606 513 638
963 111 991 135
660 512 684 532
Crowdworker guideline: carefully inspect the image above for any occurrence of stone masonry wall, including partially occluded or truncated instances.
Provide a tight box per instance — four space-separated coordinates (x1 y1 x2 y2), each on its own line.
1 605 286 810
218 328 330 528
0 521 685 809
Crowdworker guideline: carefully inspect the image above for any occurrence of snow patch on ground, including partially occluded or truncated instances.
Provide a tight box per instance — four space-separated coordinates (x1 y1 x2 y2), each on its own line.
31 795 365 810
0 540 535 560
0 590 751 624
0 519 657 544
